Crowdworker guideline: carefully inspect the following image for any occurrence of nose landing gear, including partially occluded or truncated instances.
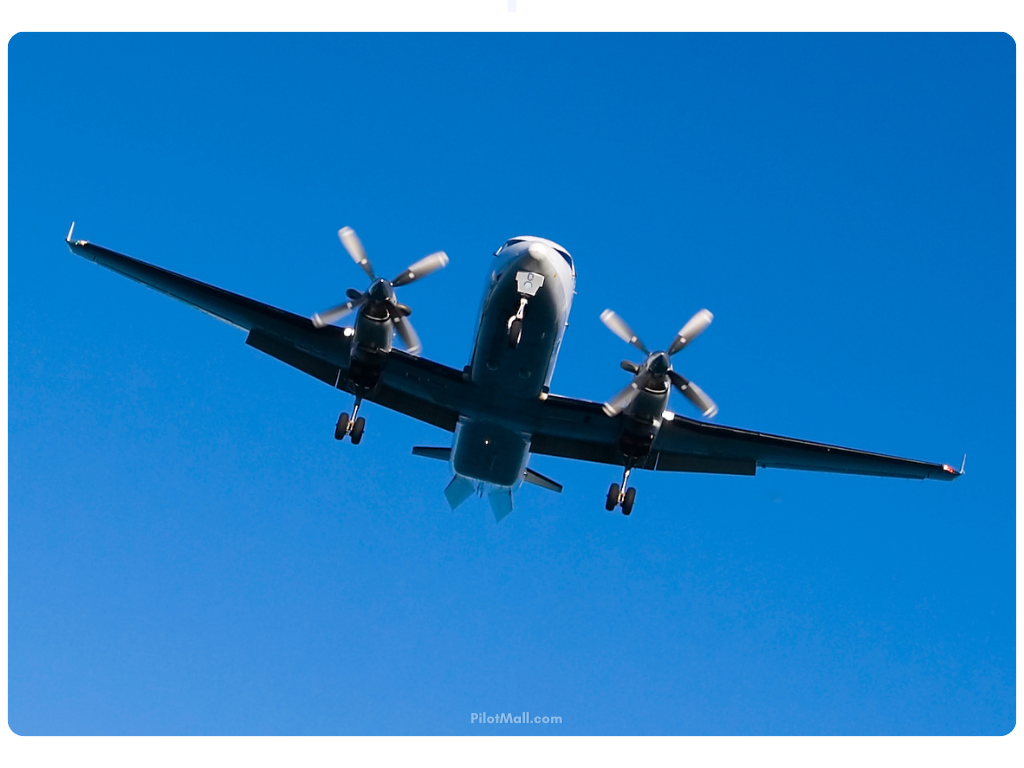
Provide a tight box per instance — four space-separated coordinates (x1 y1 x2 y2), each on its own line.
334 392 366 444
605 462 637 515
507 297 528 348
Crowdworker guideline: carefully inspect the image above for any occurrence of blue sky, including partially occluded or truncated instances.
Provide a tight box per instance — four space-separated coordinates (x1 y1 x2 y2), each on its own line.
8 33 1014 735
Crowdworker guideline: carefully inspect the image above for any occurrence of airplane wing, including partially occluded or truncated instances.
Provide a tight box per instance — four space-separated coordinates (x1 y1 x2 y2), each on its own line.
529 394 961 481
66 228 467 432
66 227 961 481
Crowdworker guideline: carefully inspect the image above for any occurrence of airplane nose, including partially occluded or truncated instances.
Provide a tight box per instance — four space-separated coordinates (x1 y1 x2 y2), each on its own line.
527 242 552 261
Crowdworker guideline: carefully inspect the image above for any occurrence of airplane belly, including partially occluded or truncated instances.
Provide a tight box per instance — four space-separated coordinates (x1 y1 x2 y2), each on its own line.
451 419 529 488
470 259 568 400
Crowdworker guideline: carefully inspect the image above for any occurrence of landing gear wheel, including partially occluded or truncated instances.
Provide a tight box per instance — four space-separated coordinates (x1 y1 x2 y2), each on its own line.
605 483 620 511
334 413 350 441
508 318 523 348
350 416 366 445
621 487 636 516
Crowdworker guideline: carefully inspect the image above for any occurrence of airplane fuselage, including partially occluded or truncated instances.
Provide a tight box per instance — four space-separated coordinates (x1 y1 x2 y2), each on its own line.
450 237 576 490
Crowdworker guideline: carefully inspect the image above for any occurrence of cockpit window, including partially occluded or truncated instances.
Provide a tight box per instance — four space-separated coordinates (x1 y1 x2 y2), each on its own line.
555 248 574 273
494 237 525 257
493 237 574 276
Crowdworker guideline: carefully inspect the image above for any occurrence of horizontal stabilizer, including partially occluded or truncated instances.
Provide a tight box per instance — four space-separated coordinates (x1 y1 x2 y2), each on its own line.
412 446 452 461
488 489 514 522
444 475 475 510
523 467 562 493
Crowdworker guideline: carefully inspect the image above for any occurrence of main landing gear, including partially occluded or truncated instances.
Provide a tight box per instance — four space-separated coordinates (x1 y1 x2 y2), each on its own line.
335 392 366 444
605 462 637 516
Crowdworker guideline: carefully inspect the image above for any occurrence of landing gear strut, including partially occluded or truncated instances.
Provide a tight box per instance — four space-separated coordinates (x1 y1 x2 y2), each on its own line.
605 462 637 515
335 391 366 444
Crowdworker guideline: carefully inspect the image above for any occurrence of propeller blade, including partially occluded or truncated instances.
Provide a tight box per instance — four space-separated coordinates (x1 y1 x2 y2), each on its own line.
391 251 449 287
669 370 718 418
602 383 641 417
393 315 422 355
667 309 713 356
602 371 651 417
346 287 364 301
338 226 376 280
600 309 649 354
312 296 365 328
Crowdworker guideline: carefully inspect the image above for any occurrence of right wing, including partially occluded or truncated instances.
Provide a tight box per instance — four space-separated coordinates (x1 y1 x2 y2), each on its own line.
66 227 469 432
67 224 312 337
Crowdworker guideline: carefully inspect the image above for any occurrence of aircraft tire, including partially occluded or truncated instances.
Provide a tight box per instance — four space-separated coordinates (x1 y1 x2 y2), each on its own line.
335 413 350 441
350 416 366 445
605 483 620 511
622 487 636 516
508 319 523 348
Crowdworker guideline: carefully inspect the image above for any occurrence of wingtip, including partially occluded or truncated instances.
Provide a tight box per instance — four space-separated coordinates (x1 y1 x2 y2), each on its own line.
941 456 965 479
65 222 92 256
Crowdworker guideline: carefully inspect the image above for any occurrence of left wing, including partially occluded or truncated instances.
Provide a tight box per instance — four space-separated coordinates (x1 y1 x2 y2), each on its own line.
654 412 961 480
66 227 469 432
529 393 961 481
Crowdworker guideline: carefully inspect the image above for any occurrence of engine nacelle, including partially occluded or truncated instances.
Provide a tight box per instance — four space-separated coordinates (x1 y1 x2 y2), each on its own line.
347 304 395 390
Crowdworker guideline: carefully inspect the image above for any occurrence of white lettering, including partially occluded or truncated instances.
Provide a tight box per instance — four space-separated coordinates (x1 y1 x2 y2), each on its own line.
469 710 561 724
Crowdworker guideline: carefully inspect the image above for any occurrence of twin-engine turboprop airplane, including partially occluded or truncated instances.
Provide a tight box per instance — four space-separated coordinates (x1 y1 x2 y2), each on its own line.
65 224 962 521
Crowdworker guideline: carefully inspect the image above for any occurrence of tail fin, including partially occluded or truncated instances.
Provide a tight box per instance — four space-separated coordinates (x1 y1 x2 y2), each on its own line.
444 475 475 510
488 489 514 522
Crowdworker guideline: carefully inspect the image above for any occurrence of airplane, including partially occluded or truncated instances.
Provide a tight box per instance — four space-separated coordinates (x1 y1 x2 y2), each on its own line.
64 223 963 521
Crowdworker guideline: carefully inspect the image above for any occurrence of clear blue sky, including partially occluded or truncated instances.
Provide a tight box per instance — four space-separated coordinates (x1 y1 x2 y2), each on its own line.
8 33 1014 735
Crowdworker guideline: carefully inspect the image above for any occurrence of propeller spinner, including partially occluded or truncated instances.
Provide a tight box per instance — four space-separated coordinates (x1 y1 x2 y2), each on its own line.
312 227 449 355
599 308 718 418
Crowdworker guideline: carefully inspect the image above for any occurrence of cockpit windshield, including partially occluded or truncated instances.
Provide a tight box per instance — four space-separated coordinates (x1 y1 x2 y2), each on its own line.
494 236 574 275
555 248 574 273
493 238 523 256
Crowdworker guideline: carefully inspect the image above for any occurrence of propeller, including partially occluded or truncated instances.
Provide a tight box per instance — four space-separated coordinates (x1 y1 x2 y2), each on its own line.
599 308 718 418
312 227 449 356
